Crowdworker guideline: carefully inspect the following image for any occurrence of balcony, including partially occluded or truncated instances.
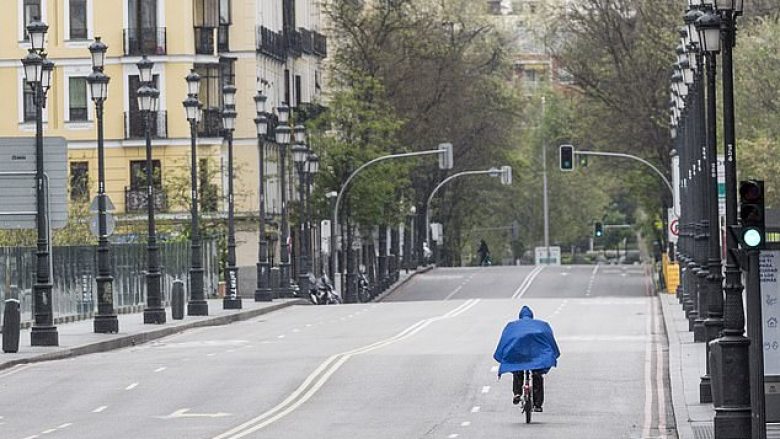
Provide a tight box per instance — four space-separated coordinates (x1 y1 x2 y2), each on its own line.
313 32 327 58
256 26 286 62
194 27 215 55
123 27 167 56
124 111 168 140
125 187 167 213
285 29 302 58
300 29 314 55
198 108 222 138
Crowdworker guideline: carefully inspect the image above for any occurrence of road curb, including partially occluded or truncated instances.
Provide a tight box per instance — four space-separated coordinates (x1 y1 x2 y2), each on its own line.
374 266 434 303
659 292 695 439
0 299 307 372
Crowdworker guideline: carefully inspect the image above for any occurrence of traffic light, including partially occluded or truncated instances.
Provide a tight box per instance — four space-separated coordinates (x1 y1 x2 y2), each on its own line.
594 222 604 237
739 180 765 249
438 143 453 170
560 144 574 171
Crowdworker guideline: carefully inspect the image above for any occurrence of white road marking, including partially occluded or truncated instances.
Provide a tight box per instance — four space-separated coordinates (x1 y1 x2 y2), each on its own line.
154 367 166 373
0 364 34 378
471 406 481 413
444 285 464 301
57 423 72 429
512 266 545 299
92 406 108 413
481 386 490 394
158 408 231 419
21 435 39 439
460 421 471 427
448 434 459 438
41 428 56 434
125 383 139 390
207 353 217 357
212 299 481 439
277 335 286 339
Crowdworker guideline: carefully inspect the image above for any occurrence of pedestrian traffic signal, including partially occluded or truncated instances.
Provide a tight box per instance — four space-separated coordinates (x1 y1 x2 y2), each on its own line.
739 180 765 249
594 222 604 237
560 144 574 171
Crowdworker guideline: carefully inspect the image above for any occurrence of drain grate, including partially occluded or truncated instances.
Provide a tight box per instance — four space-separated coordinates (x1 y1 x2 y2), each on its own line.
691 422 714 439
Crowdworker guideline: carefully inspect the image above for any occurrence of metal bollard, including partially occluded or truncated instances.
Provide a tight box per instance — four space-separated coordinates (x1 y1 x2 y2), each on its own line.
3 299 21 353
171 280 185 320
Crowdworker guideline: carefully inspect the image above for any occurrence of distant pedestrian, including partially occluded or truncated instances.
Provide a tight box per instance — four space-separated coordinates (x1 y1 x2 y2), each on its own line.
477 239 491 266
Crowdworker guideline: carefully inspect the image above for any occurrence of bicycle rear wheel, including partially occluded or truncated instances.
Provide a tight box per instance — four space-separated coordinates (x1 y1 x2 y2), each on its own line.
523 400 532 424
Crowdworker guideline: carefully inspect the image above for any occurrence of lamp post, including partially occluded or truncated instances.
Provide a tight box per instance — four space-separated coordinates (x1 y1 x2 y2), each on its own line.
275 105 293 297
137 57 165 324
254 92 273 301
87 37 119 333
307 152 320 274
222 85 242 309
22 18 58 345
704 1 753 437
291 126 310 295
184 70 208 316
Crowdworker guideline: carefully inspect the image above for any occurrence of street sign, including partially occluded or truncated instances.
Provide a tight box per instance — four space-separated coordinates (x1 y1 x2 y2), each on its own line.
89 195 116 212
89 213 116 237
534 246 561 265
668 208 679 244
0 137 68 229
760 251 780 375
431 223 443 242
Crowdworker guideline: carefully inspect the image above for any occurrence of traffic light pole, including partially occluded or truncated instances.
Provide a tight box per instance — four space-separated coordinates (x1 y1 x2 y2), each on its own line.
573 151 674 206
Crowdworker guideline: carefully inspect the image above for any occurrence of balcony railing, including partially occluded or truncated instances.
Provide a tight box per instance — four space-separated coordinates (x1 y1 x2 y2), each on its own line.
256 26 286 62
124 111 168 140
300 28 314 55
198 108 222 137
123 27 167 56
285 29 302 58
194 27 215 55
313 32 327 58
125 187 167 213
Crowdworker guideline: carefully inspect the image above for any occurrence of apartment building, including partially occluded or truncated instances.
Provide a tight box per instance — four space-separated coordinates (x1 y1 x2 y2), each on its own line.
0 0 327 218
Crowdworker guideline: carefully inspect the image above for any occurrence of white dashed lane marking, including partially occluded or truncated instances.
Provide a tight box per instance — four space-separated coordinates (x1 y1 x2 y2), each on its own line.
154 367 166 373
92 406 108 413
481 386 490 394
460 421 471 427
125 383 139 390
471 406 480 413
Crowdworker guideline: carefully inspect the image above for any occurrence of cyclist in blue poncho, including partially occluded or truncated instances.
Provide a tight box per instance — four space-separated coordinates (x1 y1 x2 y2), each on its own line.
493 305 560 412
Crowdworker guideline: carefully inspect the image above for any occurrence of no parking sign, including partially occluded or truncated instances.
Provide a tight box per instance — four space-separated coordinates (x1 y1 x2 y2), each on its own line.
668 209 679 244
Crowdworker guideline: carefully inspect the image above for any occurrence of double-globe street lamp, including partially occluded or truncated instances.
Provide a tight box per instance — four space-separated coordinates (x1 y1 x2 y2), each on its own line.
183 70 209 316
87 37 119 333
274 105 293 297
137 57 166 324
21 18 58 345
222 86 242 309
253 92 273 302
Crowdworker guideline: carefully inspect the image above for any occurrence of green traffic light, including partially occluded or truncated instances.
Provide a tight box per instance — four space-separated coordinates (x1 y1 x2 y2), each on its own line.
742 227 763 248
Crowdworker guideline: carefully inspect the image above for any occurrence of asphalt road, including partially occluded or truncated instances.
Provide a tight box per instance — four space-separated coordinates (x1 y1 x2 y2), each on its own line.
0 264 674 439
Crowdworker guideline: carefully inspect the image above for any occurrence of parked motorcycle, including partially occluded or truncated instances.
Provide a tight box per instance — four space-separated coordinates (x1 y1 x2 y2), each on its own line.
358 270 371 303
308 273 342 305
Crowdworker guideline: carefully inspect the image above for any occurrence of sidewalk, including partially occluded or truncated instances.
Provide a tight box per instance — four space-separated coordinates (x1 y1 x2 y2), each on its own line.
0 298 306 371
660 292 780 439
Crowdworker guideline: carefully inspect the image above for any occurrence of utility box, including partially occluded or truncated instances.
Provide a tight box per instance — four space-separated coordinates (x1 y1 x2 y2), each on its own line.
760 249 780 422
2 299 21 353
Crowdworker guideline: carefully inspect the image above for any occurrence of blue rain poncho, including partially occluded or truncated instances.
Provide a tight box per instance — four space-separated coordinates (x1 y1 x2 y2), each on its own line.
493 306 560 376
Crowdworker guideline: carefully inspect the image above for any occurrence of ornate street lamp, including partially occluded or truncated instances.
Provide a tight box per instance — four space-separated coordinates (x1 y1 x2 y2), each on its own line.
274 105 292 297
292 132 310 296
306 152 320 273
222 85 242 309
87 37 118 334
254 92 273 301
21 18 58 346
137 58 165 324
184 70 209 316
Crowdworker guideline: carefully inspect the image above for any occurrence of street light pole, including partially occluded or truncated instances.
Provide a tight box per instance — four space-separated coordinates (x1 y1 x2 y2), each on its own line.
137 57 166 325
222 85 241 309
275 105 293 297
87 37 119 333
254 93 273 301
184 71 208 316
706 1 752 437
292 126 310 296
23 18 58 346
307 152 320 274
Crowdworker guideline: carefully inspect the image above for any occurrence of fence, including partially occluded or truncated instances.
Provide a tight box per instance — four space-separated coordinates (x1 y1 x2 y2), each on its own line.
0 240 219 324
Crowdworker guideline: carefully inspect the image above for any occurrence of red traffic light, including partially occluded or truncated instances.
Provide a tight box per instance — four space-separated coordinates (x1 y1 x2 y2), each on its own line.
739 180 763 203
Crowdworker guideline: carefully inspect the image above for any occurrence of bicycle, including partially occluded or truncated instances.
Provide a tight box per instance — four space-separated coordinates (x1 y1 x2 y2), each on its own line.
519 370 533 424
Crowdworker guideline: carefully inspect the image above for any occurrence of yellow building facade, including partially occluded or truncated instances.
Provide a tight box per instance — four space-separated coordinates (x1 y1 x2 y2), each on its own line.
0 0 327 220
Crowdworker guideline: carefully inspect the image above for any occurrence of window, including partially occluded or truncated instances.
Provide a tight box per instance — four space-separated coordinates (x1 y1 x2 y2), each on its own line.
194 64 220 108
219 58 235 87
219 0 230 25
69 77 88 121
70 162 89 201
193 0 218 27
130 160 161 189
284 69 290 106
69 0 87 39
23 81 35 122
23 0 42 40
295 75 302 106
